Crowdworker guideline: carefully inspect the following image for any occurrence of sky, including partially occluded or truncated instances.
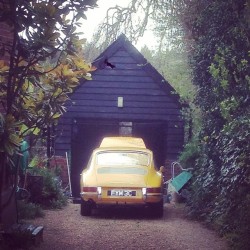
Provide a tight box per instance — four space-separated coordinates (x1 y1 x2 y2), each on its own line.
80 0 157 50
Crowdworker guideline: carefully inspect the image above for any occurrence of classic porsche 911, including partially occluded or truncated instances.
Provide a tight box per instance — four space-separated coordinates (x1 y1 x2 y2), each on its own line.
80 137 164 217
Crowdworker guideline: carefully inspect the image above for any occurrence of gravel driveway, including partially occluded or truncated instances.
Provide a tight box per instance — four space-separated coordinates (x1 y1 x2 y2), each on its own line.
29 201 228 250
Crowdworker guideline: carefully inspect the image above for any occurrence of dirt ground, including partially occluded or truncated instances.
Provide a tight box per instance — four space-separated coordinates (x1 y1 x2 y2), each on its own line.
23 201 229 250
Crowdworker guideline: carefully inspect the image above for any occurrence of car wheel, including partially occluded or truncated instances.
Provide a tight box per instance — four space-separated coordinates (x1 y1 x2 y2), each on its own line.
80 200 92 216
149 199 163 218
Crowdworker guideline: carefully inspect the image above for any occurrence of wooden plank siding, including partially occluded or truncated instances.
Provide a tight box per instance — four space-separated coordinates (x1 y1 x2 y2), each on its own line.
55 34 184 167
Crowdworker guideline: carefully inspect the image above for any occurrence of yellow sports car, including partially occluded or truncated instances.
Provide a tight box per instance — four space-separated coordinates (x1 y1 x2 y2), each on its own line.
80 137 164 217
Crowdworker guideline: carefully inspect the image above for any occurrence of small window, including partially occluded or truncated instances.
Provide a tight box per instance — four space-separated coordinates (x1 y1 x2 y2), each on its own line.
119 122 132 136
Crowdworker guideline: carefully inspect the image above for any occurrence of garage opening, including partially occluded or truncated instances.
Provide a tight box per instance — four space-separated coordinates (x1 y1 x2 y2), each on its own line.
71 120 167 197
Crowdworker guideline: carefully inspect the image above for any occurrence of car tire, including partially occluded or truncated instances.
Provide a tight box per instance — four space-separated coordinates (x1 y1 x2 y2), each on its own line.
149 199 164 218
80 200 92 216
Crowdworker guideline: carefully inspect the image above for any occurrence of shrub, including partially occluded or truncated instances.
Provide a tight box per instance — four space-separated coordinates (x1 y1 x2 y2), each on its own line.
179 137 201 168
17 200 44 220
28 167 68 208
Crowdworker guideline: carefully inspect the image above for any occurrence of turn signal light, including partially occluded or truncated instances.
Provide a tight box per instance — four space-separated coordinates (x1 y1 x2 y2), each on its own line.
146 187 162 194
82 187 97 192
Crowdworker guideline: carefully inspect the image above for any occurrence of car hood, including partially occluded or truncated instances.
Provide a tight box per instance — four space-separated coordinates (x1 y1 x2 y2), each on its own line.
95 166 149 187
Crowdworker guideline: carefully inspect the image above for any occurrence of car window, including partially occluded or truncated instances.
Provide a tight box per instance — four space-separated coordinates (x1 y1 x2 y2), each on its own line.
96 151 150 166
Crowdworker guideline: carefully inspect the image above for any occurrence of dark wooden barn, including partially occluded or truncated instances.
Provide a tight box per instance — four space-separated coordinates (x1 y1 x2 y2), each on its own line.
54 34 185 197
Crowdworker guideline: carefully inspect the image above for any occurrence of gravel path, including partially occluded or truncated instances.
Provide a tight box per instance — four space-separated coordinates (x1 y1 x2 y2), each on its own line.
28 201 228 250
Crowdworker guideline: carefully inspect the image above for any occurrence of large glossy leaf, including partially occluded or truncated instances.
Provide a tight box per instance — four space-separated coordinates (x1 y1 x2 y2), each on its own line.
0 0 97 158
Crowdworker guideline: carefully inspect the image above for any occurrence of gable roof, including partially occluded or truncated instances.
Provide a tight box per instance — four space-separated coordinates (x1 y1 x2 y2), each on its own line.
64 34 184 122
55 34 185 160
91 34 181 106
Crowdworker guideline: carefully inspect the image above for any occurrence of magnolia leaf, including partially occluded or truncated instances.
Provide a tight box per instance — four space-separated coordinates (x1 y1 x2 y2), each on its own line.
89 65 97 72
23 99 36 109
58 93 69 102
70 77 79 83
37 90 45 101
0 60 9 72
0 66 9 71
82 74 92 80
67 80 79 88
75 12 87 21
29 156 39 168
62 65 73 76
53 88 63 96
71 26 76 33
52 113 61 119
9 134 22 147
0 60 6 67
32 127 40 135
22 79 30 91
20 124 29 134
72 57 93 72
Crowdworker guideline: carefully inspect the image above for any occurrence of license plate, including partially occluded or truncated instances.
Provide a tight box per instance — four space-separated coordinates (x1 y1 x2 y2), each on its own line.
108 190 136 197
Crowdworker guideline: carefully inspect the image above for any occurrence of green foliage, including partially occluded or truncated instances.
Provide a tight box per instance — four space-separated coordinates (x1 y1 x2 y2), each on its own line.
180 0 250 248
0 1 96 225
49 196 68 209
179 138 201 169
30 167 67 209
0 0 97 159
141 46 195 102
0 114 22 156
17 200 44 220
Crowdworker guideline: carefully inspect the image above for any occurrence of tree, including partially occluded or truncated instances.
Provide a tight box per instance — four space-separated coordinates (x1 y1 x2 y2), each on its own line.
0 0 97 227
90 0 186 48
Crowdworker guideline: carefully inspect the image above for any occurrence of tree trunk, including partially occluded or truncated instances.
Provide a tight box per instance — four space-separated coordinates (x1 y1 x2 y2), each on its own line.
0 152 17 230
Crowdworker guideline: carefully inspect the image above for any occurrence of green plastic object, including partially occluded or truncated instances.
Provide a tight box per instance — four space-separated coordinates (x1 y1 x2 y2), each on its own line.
20 140 29 171
170 171 192 192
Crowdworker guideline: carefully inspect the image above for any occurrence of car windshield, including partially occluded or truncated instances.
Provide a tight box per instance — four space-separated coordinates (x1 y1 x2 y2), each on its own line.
96 151 150 167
